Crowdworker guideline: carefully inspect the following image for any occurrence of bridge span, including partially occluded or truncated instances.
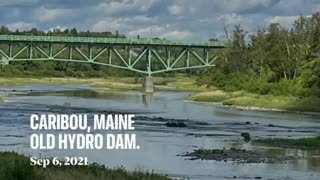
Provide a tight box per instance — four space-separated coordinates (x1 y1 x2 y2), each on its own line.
0 35 227 92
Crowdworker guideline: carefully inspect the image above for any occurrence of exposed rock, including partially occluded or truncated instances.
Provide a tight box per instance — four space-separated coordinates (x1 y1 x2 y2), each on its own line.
181 148 295 164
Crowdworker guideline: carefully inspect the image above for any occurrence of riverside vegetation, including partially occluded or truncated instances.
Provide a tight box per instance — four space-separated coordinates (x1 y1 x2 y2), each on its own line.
193 13 320 112
0 152 170 180
255 136 320 149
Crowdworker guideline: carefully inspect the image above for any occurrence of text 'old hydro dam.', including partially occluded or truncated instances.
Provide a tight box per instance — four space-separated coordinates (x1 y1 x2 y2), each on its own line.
0 35 226 92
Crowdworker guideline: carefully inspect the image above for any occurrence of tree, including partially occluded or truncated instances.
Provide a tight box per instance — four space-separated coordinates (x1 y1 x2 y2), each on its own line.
311 13 320 54
70 28 78 36
251 28 268 79
116 30 119 38
63 29 70 35
226 25 249 72
0 26 10 34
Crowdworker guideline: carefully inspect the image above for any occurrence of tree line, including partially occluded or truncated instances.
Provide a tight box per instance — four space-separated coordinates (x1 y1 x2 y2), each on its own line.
0 26 126 38
196 12 320 98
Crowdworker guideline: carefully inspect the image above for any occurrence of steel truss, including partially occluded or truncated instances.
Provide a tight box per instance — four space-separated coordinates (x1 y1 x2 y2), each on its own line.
0 36 225 75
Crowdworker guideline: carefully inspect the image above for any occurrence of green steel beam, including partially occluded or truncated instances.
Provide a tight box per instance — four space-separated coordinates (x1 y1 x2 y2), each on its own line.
170 48 187 69
0 35 227 48
0 35 226 74
131 48 147 68
151 49 168 69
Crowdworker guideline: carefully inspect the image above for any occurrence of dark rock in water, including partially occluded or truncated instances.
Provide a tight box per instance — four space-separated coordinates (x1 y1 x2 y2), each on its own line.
63 102 71 106
268 124 275 127
154 117 165 121
181 148 295 164
165 122 187 128
255 177 262 179
241 132 251 142
195 122 210 125
245 121 251 125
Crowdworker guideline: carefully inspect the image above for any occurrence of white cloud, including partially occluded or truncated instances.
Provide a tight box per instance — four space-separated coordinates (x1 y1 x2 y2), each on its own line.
127 25 165 37
47 25 68 32
91 15 153 33
218 13 246 25
127 25 193 40
168 4 185 15
131 15 152 22
266 16 299 27
34 7 74 22
160 30 193 40
179 0 274 15
97 0 159 15
225 0 273 11
6 22 34 31
91 18 129 32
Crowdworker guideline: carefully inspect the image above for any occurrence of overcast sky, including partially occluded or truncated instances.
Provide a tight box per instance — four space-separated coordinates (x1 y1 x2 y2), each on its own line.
0 0 319 40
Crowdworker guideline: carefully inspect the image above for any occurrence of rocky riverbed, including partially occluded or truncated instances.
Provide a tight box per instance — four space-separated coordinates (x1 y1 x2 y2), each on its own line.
181 148 296 163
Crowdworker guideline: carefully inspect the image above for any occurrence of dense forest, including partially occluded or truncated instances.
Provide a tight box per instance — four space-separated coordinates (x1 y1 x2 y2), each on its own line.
197 12 320 98
0 12 320 98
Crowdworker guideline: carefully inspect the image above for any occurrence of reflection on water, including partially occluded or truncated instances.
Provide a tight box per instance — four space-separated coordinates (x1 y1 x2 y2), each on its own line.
142 93 153 107
0 85 320 180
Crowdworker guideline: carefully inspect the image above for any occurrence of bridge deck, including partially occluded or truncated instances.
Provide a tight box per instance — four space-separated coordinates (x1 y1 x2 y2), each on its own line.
0 35 226 48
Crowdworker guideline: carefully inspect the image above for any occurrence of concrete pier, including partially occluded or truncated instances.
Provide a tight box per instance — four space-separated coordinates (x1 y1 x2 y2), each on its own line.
142 93 153 107
143 76 154 93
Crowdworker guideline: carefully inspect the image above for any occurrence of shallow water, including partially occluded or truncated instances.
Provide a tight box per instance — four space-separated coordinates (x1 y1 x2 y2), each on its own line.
0 84 319 180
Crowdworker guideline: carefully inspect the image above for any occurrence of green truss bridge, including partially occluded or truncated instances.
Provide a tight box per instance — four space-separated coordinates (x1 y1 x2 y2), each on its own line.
0 34 227 92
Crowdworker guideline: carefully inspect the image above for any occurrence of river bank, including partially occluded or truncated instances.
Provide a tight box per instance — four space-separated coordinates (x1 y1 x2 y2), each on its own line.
1 77 320 114
254 136 320 149
0 76 209 92
187 90 320 114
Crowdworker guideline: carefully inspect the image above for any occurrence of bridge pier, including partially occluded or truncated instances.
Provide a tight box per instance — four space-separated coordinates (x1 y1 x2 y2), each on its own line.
143 75 154 93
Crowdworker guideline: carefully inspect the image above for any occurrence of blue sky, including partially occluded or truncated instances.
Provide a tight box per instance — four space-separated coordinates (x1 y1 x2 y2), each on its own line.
0 0 319 40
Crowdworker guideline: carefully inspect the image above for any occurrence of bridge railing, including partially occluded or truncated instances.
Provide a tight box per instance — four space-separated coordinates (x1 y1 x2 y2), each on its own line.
0 35 227 47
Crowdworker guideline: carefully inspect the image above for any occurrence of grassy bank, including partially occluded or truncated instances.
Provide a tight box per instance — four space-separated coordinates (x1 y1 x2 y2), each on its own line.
188 90 320 113
0 76 210 92
255 136 320 149
0 152 170 180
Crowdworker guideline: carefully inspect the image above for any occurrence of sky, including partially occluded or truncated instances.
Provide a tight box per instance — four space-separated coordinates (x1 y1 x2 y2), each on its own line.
0 0 319 40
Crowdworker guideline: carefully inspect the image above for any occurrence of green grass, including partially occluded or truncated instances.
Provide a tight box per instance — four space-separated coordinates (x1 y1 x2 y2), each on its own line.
222 94 294 109
224 95 320 112
0 152 170 180
188 90 320 113
255 136 320 149
187 90 229 102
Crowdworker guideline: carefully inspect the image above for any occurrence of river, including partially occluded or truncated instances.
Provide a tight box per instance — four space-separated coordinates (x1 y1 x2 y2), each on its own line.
0 84 319 180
